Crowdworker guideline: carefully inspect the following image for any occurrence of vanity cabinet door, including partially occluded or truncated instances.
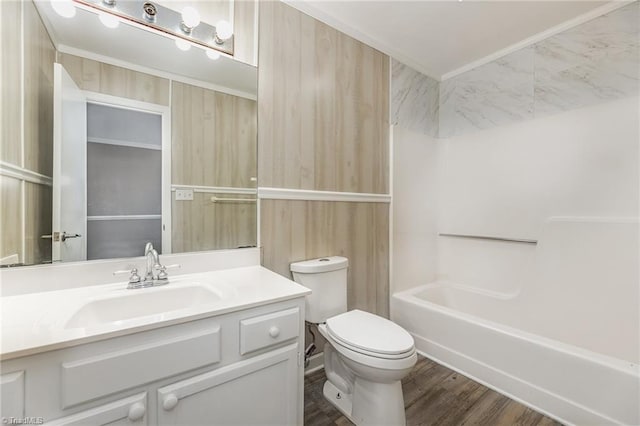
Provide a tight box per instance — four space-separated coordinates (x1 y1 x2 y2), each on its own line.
157 344 299 426
1 371 25 420
45 393 147 426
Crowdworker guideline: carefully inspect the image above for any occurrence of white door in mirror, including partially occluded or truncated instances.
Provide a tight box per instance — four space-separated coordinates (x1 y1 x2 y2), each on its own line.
52 63 87 263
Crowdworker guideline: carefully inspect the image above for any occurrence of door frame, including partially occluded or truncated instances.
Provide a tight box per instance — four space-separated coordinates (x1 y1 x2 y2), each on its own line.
83 91 173 254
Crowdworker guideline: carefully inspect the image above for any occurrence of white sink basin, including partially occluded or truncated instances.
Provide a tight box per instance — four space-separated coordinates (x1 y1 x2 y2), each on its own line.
65 284 227 329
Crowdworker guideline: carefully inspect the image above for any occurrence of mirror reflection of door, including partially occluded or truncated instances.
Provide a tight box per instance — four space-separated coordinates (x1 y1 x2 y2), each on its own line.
52 63 87 263
86 102 163 260
52 64 170 262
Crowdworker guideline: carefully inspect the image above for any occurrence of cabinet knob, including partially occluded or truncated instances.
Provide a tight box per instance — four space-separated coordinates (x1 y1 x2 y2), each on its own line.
163 393 179 411
269 326 280 338
128 402 145 421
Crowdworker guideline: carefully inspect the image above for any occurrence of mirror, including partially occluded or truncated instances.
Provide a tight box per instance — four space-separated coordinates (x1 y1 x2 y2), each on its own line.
0 0 257 267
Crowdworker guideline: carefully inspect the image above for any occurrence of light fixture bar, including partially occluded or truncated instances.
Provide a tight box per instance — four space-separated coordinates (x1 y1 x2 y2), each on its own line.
72 0 233 55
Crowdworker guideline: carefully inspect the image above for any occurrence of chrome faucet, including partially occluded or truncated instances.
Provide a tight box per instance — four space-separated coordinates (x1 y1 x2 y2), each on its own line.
113 243 180 289
144 242 161 282
143 242 172 286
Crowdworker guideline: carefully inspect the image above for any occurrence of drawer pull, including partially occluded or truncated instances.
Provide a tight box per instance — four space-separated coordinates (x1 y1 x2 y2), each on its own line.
269 326 280 338
163 393 179 411
128 402 146 421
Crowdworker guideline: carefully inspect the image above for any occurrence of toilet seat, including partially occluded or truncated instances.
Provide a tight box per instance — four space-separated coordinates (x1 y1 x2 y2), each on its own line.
324 310 416 362
320 323 417 371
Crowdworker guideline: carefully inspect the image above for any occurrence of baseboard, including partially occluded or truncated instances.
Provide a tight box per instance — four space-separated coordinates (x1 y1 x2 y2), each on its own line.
305 352 324 375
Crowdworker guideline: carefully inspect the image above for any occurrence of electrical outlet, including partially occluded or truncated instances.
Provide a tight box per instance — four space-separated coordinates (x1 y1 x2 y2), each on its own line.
175 189 194 201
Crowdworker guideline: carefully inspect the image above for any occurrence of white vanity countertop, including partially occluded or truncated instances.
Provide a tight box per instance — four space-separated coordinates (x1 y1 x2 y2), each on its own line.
0 266 311 361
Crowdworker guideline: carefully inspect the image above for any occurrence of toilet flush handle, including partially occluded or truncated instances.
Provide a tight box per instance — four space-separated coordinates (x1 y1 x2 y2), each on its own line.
269 326 280 338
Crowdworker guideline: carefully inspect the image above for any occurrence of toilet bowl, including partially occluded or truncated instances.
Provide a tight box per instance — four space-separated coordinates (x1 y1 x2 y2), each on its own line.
290 257 417 425
319 310 417 425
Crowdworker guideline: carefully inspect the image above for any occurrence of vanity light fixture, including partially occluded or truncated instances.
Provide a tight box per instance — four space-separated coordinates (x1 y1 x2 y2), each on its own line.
69 0 234 56
51 0 76 18
180 6 200 34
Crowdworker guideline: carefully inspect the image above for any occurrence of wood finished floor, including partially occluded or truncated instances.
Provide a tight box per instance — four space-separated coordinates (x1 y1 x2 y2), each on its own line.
304 356 563 426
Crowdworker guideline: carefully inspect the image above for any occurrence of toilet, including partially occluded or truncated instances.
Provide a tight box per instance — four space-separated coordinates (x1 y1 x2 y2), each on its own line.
290 256 417 426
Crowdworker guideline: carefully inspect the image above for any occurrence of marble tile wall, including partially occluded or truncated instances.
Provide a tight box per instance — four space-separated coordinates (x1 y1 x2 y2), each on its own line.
391 2 639 139
439 47 534 138
391 61 440 137
534 2 640 116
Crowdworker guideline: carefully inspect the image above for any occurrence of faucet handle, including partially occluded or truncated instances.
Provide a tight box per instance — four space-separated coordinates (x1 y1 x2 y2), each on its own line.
157 264 180 281
114 268 141 284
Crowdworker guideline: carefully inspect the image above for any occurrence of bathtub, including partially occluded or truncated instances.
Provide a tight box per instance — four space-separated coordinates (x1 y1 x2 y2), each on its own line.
391 219 639 425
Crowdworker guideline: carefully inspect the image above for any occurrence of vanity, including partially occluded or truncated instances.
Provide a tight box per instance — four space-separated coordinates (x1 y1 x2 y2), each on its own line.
0 249 310 425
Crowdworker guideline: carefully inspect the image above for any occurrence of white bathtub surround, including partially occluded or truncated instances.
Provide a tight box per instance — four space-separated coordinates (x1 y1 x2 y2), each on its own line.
391 85 639 425
393 95 639 295
391 2 640 139
437 96 639 240
393 215 639 424
390 61 440 137
392 281 639 425
392 126 439 293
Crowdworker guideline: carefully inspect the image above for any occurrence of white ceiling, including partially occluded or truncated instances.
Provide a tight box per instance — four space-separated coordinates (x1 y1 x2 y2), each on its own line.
288 0 612 80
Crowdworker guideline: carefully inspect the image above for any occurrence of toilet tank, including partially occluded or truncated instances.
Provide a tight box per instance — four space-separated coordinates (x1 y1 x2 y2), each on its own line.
290 256 348 323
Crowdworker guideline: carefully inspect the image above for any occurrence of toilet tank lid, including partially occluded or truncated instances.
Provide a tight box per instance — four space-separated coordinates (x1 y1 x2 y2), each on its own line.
290 256 349 273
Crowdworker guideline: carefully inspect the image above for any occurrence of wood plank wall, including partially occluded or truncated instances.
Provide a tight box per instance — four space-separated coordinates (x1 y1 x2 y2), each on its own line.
261 200 389 315
1 0 22 167
258 2 391 318
172 193 256 253
171 81 257 252
0 0 54 265
233 0 257 66
58 53 171 106
258 1 389 194
171 81 257 189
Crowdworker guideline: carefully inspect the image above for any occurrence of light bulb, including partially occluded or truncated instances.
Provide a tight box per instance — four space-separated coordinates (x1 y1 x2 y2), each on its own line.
51 0 76 18
215 20 233 41
99 13 119 28
175 39 191 51
206 49 220 60
181 6 200 29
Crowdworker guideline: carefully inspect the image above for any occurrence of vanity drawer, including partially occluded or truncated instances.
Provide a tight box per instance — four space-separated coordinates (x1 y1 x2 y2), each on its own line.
61 327 221 407
46 392 147 425
239 308 299 354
